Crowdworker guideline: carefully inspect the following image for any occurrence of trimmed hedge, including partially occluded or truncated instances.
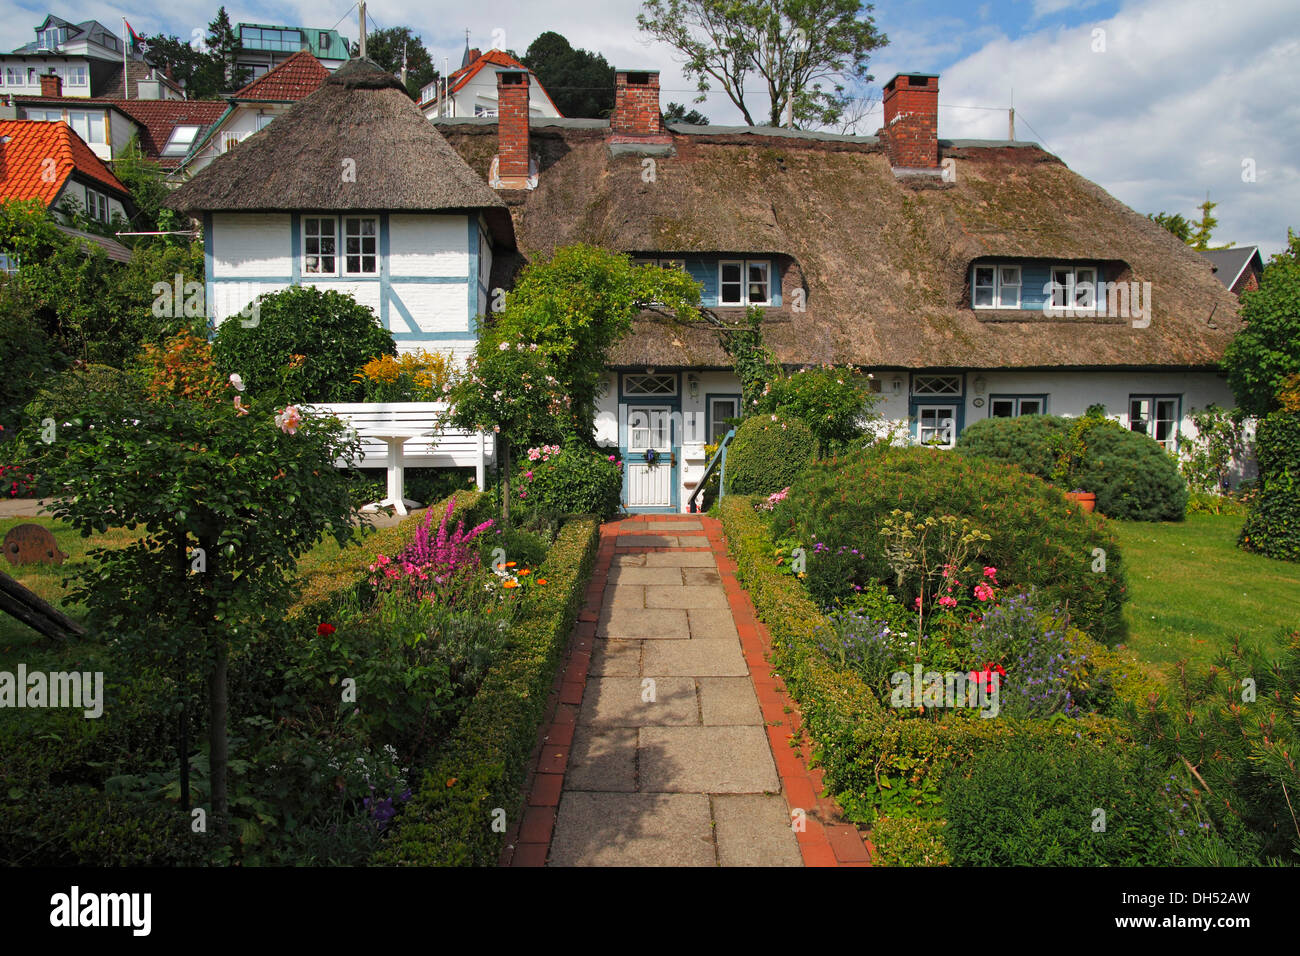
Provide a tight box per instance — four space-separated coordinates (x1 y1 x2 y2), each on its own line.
1240 411 1300 561
372 514 600 865
957 414 1188 521
772 446 1129 643
720 496 1156 863
725 414 816 496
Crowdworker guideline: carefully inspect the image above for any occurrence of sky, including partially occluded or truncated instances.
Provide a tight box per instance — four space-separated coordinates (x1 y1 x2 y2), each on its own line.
6 0 1297 254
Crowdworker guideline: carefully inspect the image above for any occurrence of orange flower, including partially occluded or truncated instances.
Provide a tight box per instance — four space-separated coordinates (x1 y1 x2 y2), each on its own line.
505 561 517 568
503 580 519 589
519 569 531 576
537 579 548 585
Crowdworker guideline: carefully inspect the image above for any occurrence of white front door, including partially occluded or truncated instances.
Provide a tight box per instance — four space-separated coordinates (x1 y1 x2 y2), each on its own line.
625 405 674 508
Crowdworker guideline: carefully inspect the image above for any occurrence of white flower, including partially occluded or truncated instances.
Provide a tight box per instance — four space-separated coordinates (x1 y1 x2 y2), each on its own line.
498 341 509 350
229 373 245 392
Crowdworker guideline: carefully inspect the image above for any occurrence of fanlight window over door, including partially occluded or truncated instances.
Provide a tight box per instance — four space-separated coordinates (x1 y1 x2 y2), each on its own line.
623 373 676 397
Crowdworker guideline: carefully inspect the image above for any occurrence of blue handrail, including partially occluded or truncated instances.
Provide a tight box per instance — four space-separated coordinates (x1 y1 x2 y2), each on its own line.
687 427 736 514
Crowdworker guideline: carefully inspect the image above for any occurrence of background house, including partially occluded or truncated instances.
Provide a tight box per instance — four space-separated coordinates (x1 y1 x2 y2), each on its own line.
234 22 350 78
420 47 561 119
1201 245 1264 296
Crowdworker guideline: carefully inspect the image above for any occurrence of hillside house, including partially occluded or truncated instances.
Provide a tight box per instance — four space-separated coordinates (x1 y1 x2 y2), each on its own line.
170 58 1242 514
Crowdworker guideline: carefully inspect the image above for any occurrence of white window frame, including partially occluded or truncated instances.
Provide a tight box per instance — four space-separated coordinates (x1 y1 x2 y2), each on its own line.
623 373 677 397
303 216 338 275
917 405 958 449
0 252 20 273
1048 265 1101 314
68 110 106 145
342 216 378 275
989 395 1047 418
84 187 109 223
971 263 1022 309
912 374 962 397
162 125 200 157
1128 394 1180 453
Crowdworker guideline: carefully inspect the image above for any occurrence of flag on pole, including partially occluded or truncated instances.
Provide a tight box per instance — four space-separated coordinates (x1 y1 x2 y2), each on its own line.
124 19 144 53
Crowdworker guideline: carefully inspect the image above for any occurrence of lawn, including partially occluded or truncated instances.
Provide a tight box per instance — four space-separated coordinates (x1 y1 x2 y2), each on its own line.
1113 512 1300 676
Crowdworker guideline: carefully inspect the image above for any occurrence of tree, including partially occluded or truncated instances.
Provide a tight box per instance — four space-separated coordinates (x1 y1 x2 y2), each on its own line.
664 101 710 124
1148 198 1233 250
29 334 359 832
1223 231 1300 416
205 7 250 93
637 0 887 128
1148 211 1193 243
352 26 437 101
521 31 615 118
142 32 222 99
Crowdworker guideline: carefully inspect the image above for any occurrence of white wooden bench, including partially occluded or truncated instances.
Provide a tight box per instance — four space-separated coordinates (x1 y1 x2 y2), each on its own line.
307 402 495 512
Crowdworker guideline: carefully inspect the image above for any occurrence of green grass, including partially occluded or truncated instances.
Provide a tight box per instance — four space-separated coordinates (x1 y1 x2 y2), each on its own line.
1113 512 1300 676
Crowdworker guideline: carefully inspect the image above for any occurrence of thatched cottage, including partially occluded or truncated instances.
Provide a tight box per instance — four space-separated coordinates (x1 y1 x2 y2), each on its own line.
170 58 1241 514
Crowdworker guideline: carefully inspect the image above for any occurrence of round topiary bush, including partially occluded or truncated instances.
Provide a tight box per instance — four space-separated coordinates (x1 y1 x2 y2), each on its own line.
771 445 1127 642
521 444 624 519
725 414 816 496
1240 411 1300 561
211 285 396 403
1074 425 1188 521
955 414 1067 479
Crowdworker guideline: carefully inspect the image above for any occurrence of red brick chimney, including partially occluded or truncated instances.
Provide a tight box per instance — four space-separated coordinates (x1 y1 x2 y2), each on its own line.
494 69 532 189
612 70 664 136
39 71 62 98
878 73 939 170
468 48 481 64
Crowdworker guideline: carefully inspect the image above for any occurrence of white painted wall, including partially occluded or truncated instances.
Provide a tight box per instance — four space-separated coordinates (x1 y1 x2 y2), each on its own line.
185 105 290 175
388 215 467 276
421 65 561 118
211 213 292 278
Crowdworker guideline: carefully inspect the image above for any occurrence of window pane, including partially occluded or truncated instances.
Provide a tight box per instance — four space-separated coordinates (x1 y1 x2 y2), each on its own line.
991 399 1015 417
1051 268 1070 308
747 261 769 303
998 266 1021 308
1019 399 1042 416
720 262 742 304
1075 268 1096 308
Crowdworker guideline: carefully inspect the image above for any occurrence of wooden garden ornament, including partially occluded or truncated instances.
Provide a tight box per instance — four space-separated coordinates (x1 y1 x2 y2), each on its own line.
3 523 68 566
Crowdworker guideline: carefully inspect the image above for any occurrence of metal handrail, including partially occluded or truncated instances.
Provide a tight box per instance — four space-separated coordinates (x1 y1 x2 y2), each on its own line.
687 427 736 514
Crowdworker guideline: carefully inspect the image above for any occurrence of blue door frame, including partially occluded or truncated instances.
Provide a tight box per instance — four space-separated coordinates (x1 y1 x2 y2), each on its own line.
619 372 681 513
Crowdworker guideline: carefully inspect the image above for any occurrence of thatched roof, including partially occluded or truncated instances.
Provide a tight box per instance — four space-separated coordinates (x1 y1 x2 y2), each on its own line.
169 59 513 246
437 120 1239 370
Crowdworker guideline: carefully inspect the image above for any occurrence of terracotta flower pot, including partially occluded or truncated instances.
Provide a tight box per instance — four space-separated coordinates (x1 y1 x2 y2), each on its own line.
1065 491 1097 513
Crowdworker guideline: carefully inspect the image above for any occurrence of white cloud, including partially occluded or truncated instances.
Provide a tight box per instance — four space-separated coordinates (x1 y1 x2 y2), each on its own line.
938 0 1300 254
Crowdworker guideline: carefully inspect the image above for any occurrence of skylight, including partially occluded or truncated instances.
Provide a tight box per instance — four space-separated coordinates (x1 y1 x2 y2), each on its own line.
162 125 200 157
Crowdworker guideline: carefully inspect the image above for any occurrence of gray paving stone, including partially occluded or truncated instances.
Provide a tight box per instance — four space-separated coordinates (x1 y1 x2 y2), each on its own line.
712 794 803 867
639 726 780 793
643 552 716 567
682 567 723 587
645 585 728 609
618 534 682 547
591 640 642 676
642 639 747 676
687 608 740 640
608 566 685 586
579 677 699 726
549 792 715 866
612 553 647 567
675 535 711 547
650 519 703 530
597 606 690 640
565 727 638 791
699 677 763 725
604 584 645 608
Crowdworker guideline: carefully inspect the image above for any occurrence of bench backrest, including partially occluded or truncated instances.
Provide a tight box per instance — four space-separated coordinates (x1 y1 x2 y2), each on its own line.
306 402 495 467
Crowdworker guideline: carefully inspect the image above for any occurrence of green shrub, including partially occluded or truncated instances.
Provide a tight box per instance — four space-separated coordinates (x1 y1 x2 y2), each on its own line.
771 446 1128 643
211 284 396 403
0 297 58 426
725 414 816 496
955 414 1068 478
755 365 879 455
1073 425 1188 521
958 413 1188 521
374 515 601 865
1240 411 1300 561
870 816 949 866
520 444 623 519
941 735 1174 866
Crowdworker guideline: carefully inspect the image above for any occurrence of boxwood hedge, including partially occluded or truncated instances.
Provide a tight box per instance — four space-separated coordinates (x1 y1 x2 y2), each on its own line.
725 414 816 496
1240 411 1300 561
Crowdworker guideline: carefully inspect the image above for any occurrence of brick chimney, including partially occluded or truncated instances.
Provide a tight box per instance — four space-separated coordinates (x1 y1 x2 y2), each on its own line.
494 69 532 189
878 73 939 170
468 48 481 64
39 71 62 98
612 70 664 136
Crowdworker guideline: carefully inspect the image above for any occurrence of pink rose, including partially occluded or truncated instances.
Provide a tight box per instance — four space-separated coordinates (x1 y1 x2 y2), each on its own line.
983 567 998 580
974 584 995 602
938 596 958 608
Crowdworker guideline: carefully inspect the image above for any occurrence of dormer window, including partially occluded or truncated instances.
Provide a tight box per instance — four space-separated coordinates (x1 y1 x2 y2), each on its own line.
720 260 771 306
1048 265 1098 312
162 125 200 157
972 264 1021 309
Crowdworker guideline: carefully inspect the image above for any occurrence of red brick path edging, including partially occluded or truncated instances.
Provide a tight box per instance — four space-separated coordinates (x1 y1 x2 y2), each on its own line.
500 513 874 867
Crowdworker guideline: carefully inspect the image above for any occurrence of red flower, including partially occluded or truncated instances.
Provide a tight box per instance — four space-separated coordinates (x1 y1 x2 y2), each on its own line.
317 622 336 636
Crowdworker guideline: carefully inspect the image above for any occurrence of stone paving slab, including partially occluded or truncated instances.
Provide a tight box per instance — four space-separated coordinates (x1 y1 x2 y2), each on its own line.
711 794 803 867
645 585 728 609
698 677 763 725
550 792 716 866
642 639 747 677
638 726 781 794
642 552 717 567
591 640 642 676
618 534 688 547
579 677 698 726
565 727 638 792
687 608 740 640
682 567 723 587
597 606 690 640
605 585 646 608
607 566 686 586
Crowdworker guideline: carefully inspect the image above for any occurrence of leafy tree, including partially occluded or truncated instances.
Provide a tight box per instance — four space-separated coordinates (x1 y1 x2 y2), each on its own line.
1148 211 1193 244
1148 198 1232 250
1224 231 1300 416
211 285 397 403
664 101 710 124
205 7 250 93
143 33 223 99
755 364 880 455
637 0 887 128
112 137 185 235
28 333 359 832
352 26 437 100
521 31 615 118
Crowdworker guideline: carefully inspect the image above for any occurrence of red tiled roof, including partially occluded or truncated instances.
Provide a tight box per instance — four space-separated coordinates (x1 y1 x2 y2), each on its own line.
109 100 227 167
0 119 128 205
233 51 330 102
445 50 562 115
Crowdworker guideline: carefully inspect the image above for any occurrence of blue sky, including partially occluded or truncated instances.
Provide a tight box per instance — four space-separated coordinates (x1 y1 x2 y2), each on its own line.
5 0 1296 253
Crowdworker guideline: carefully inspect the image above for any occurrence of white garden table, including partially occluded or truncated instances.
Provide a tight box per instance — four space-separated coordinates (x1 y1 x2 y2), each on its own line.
361 429 435 516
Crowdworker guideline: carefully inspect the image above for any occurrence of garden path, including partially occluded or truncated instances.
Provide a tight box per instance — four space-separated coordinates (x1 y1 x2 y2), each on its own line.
502 514 874 867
